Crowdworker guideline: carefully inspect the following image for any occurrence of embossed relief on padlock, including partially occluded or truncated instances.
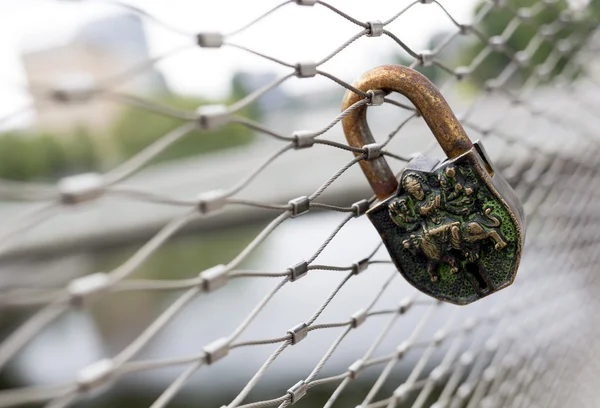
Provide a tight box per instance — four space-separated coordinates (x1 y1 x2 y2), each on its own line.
367 145 523 305
341 65 524 305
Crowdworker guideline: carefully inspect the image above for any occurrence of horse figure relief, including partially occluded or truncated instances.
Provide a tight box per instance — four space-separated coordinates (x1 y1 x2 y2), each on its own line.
389 166 508 284
342 66 523 304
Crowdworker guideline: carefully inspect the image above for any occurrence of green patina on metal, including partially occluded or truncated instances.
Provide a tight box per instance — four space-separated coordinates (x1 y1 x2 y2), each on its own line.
342 65 524 305
367 155 520 305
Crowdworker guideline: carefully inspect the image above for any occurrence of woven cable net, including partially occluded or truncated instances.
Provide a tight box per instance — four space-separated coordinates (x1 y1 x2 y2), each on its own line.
0 1 599 407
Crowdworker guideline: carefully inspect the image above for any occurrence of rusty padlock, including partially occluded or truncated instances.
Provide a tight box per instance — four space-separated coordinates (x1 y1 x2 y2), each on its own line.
342 65 525 305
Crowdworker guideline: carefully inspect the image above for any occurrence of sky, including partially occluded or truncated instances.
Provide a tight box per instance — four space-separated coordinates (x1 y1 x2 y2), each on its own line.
0 0 478 129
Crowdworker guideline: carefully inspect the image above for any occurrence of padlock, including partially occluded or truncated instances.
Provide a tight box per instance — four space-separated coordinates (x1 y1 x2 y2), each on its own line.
341 65 525 305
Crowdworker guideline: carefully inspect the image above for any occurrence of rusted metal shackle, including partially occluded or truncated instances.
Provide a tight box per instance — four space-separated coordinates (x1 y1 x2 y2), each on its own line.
342 65 524 304
341 65 473 200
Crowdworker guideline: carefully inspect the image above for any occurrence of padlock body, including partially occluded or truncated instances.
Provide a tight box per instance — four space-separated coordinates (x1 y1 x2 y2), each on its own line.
367 142 524 305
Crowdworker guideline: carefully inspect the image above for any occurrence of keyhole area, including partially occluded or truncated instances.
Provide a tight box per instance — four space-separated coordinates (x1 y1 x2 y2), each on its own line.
466 263 488 291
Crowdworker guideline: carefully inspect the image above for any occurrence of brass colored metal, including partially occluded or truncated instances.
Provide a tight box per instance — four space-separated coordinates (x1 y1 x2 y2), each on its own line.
391 165 509 284
341 65 524 305
341 65 473 199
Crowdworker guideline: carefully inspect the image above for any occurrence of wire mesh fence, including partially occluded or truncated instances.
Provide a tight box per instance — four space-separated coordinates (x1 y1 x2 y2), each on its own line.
0 0 599 407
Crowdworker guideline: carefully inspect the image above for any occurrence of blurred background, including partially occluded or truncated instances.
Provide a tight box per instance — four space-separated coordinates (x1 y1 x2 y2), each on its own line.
0 0 599 407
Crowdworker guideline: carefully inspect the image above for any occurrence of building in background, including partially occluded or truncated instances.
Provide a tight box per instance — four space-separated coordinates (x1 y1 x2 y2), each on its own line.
22 13 168 135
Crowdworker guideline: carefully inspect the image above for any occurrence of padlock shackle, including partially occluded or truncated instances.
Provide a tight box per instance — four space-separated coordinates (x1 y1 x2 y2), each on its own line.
342 65 472 200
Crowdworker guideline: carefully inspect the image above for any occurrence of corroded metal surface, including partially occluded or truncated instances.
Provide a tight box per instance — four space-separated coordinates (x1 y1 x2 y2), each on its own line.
367 147 524 305
342 66 524 304
341 65 473 199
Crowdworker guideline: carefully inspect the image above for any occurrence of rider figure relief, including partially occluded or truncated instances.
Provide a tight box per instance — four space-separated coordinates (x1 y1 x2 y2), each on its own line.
389 165 508 284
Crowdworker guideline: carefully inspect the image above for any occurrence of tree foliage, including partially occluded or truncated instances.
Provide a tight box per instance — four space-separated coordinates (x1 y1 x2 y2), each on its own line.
460 0 599 86
0 94 257 182
110 95 255 168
